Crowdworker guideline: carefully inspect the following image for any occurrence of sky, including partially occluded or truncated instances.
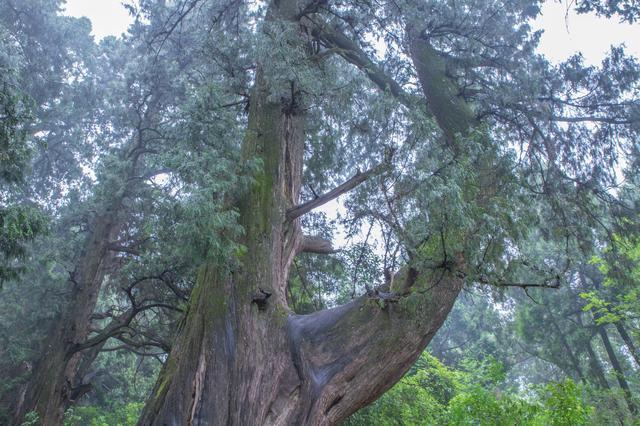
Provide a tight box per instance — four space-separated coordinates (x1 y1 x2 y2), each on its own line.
533 1 640 64
63 0 640 65
63 0 132 39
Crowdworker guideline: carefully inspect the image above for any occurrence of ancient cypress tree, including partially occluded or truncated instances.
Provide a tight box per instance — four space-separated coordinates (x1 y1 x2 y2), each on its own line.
137 0 639 424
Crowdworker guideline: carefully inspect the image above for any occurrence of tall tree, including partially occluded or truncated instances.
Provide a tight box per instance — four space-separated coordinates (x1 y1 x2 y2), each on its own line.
136 0 639 424
2 2 239 423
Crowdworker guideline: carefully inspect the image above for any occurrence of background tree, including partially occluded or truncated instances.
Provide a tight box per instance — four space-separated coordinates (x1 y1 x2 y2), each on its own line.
0 1 241 424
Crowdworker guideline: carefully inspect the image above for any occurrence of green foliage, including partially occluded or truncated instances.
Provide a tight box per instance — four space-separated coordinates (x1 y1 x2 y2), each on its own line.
345 354 454 426
535 380 594 426
0 0 638 424
348 354 595 426
447 388 537 426
583 234 640 329
20 411 39 426
63 403 143 426
0 61 32 185
0 23 47 287
0 205 47 284
0 23 34 185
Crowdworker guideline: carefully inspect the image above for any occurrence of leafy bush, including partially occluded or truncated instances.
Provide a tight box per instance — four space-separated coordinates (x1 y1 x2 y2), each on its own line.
346 354 595 426
63 402 144 426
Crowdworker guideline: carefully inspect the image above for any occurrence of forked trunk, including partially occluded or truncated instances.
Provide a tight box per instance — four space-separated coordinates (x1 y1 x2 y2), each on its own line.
139 2 463 425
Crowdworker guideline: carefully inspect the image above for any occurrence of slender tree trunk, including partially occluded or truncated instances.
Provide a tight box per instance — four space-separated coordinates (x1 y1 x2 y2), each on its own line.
543 305 585 381
582 269 639 413
559 328 586 380
13 207 121 426
585 336 611 389
614 321 640 368
575 313 610 388
598 323 638 415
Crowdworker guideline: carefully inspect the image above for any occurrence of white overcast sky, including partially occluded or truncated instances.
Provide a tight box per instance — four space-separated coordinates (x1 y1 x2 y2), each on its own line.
63 0 640 65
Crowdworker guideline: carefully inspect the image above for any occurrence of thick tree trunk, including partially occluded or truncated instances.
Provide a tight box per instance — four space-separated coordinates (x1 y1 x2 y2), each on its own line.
13 208 120 426
140 255 462 425
139 2 474 424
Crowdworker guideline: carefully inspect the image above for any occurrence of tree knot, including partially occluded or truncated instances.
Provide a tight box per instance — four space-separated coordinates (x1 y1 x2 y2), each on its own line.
366 288 400 310
251 288 272 311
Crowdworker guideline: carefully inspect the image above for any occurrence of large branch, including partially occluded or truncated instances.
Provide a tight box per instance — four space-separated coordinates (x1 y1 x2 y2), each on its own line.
308 20 413 108
71 302 182 354
286 163 386 220
311 19 477 151
299 235 338 254
71 309 134 354
287 266 463 423
406 26 477 148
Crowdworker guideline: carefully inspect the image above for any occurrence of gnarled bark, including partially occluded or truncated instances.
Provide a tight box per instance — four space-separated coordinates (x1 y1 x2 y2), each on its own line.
287 271 462 424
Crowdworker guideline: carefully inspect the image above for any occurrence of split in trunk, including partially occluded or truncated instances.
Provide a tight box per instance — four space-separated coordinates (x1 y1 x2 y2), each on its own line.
139 2 480 424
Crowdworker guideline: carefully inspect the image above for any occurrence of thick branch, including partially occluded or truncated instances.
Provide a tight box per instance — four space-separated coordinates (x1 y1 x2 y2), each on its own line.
310 20 477 150
308 20 412 108
299 235 338 254
287 163 385 220
287 267 463 423
407 27 477 148
107 244 141 256
112 333 172 354
72 302 181 354
71 309 133 355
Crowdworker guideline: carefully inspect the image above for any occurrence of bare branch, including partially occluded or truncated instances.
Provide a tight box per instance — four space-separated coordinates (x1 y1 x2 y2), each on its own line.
497 281 560 289
551 115 634 125
300 235 338 254
478 275 561 290
287 163 386 220
72 303 182 354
